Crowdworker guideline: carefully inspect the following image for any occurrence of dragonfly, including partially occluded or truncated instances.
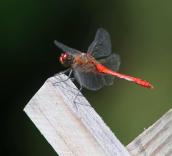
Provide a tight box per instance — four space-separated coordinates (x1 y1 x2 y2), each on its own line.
54 28 153 91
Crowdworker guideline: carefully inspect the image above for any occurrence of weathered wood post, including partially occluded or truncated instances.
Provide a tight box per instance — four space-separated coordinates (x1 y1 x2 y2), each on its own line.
127 109 172 155
24 74 130 156
24 74 172 155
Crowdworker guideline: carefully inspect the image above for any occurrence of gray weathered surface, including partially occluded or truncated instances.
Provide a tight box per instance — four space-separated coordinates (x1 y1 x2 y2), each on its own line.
127 109 172 156
24 74 130 156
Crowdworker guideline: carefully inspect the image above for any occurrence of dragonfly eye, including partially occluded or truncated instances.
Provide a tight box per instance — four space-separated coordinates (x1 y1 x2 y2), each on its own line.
59 52 73 67
59 52 68 63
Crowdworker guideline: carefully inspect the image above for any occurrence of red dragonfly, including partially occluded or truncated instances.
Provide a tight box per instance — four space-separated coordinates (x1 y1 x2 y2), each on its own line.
54 28 153 90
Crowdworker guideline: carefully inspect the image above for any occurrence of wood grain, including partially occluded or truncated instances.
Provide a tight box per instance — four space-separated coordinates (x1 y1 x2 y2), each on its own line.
127 109 172 156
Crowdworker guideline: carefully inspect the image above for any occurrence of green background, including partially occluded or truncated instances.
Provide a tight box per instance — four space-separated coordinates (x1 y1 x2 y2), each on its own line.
1 0 172 155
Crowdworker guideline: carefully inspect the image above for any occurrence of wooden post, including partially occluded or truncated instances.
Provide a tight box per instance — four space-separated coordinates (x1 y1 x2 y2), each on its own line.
127 109 172 155
24 74 130 156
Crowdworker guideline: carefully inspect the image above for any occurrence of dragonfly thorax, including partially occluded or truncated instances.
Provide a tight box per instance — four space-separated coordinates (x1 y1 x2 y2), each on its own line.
59 52 74 67
75 53 95 64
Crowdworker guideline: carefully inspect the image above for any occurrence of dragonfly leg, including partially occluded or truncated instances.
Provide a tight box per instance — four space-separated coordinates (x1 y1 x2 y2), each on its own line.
54 68 71 76
73 86 82 111
73 85 91 111
53 69 73 86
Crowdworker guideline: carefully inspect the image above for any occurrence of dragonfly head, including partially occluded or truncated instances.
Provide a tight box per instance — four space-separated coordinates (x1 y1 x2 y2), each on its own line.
59 52 74 67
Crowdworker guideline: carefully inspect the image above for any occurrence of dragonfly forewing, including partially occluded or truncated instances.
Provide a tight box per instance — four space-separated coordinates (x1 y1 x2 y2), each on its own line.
87 28 112 59
54 40 81 55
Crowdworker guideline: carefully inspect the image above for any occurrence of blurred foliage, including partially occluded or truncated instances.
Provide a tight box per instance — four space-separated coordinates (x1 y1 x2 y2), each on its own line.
1 0 172 155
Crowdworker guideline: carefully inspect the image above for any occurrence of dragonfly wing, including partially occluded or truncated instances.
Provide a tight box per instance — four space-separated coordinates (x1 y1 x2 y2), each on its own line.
54 40 81 55
73 69 106 91
87 28 111 58
73 53 120 90
99 53 121 86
